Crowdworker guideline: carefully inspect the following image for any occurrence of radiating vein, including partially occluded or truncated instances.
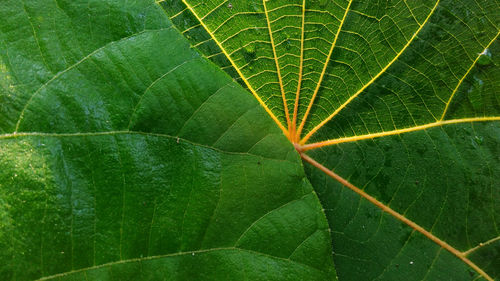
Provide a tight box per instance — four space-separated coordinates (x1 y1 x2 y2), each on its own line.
299 116 500 150
295 0 353 140
300 153 495 281
263 0 292 133
291 0 307 141
300 0 441 144
33 247 226 280
0 130 297 163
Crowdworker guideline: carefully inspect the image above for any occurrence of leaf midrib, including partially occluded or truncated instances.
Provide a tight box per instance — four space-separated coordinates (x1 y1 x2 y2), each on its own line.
263 0 292 131
0 131 293 163
299 116 500 151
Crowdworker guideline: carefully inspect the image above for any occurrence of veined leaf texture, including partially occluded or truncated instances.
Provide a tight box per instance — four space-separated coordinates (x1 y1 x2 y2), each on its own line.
0 0 499 280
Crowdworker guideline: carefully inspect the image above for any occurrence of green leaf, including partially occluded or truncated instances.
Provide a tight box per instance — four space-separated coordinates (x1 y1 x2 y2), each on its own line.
0 1 334 280
1 0 499 280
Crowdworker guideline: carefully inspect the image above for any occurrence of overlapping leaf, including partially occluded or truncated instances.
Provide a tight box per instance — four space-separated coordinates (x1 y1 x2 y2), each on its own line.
0 1 335 280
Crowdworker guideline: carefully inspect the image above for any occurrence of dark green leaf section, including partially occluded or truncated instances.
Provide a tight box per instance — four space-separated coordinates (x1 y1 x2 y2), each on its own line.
0 0 335 280
303 170 485 281
305 122 500 280
0 134 333 280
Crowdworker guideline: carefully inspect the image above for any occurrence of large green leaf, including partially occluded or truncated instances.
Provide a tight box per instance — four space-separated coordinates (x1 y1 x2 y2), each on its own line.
1 0 500 280
158 0 500 280
0 1 335 280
